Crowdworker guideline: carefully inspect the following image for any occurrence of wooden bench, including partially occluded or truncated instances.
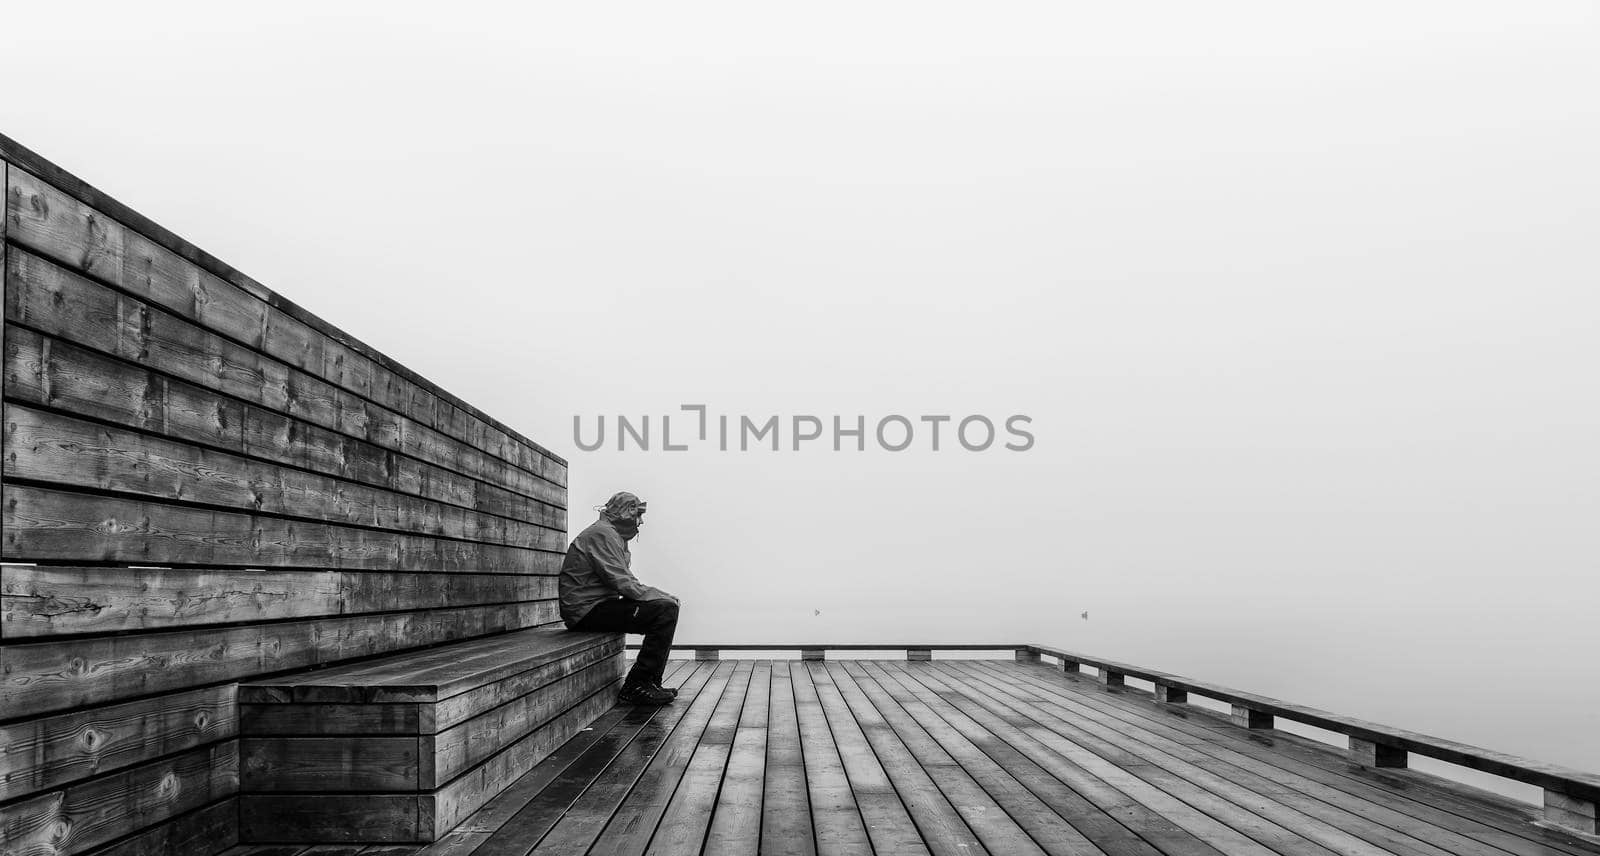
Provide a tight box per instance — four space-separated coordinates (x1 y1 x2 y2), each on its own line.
237 627 624 843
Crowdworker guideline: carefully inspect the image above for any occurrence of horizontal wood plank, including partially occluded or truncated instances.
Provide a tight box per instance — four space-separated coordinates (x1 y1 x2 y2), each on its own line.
430 644 622 732
3 324 562 525
78 797 237 856
3 165 566 484
0 740 238 856
241 702 422 738
0 601 554 720
238 628 612 705
242 736 420 792
3 404 561 552
429 677 621 839
0 684 236 803
2 563 554 638
2 484 558 571
429 656 624 786
238 794 418 843
3 247 563 504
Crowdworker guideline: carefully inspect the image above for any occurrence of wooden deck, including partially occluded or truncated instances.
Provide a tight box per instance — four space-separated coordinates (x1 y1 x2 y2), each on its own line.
215 656 1600 856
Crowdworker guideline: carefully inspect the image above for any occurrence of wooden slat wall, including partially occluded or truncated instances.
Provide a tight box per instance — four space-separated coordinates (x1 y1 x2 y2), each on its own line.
0 135 569 856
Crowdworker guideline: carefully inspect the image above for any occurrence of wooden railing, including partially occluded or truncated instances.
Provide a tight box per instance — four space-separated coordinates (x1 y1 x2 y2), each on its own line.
638 642 1600 835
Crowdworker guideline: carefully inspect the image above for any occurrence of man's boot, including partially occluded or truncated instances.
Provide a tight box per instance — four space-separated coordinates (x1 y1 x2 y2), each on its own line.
618 680 674 706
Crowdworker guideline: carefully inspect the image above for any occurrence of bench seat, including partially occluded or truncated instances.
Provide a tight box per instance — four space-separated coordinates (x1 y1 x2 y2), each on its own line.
237 627 624 843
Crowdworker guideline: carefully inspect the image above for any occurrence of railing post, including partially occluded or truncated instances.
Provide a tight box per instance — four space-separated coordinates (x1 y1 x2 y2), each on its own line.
801 648 825 661
1349 738 1407 768
1231 705 1274 729
1154 683 1187 703
1097 668 1125 687
694 648 719 661
1544 791 1598 835
1059 659 1081 673
1015 648 1041 663
907 648 932 661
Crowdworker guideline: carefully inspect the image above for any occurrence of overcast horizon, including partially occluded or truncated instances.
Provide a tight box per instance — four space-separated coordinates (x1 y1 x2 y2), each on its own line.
3 0 1596 791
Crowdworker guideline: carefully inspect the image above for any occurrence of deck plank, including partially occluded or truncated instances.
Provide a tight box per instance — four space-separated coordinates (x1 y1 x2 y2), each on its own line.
971 660 1598 856
761 661 819 856
640 660 755 855
702 661 772 856
787 659 876 856
895 661 1366 856
424 660 693 856
839 660 1119 856
474 660 712 856
902 661 1392 856
527 660 739 855
940 661 1493 856
246 658 1600 856
802 661 934 856
858 662 1232 856
820 660 1005 856
851 660 1165 856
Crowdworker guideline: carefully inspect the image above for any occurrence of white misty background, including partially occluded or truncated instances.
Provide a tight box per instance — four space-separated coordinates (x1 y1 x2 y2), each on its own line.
4 0 1596 793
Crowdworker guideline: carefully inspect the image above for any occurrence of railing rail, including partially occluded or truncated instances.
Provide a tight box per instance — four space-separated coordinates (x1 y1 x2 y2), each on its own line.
1021 642 1600 834
628 641 1600 834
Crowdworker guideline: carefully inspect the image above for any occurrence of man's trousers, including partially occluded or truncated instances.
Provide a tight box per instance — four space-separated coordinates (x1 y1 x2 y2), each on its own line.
572 597 679 687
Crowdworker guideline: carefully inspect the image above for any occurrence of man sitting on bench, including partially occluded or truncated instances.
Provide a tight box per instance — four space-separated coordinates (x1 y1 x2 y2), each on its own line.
559 491 681 706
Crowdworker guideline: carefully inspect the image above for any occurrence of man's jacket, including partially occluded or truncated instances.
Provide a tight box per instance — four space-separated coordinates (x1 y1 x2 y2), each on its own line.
559 517 673 628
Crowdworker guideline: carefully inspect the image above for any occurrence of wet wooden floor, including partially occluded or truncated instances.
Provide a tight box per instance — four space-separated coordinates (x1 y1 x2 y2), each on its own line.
223 658 1600 856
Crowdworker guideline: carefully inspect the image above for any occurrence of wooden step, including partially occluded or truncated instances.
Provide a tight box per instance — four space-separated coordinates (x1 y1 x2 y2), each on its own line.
237 627 624 843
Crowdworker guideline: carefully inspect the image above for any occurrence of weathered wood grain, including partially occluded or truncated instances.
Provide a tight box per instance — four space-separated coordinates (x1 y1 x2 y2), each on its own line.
528 661 737 855
790 660 920 856
238 794 418 843
0 139 577 856
242 736 421 792
471 662 706 856
429 644 621 731
4 325 562 525
78 797 237 856
4 248 563 505
573 661 751 856
941 662 1487 856
701 661 771 856
429 656 622 786
1 601 553 720
4 404 561 550
1023 643 1600 808
2 563 554 638
2 484 556 571
0 739 238 856
241 702 422 738
3 166 566 487
760 661 817 856
0 684 236 803
973 661 1598 856
238 627 612 705
429 677 622 839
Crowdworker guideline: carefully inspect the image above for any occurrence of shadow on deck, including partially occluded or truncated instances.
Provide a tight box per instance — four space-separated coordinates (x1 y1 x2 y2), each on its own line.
217 657 1600 856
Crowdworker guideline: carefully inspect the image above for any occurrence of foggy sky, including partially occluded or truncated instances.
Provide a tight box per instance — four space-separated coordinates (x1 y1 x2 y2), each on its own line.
3 1 1596 781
